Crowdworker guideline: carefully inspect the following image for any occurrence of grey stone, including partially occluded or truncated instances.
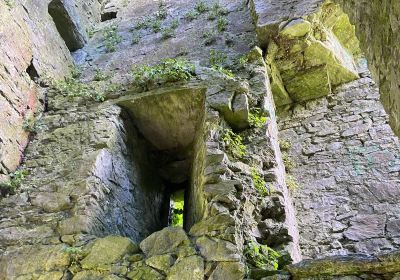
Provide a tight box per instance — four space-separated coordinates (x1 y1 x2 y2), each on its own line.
209 261 245 280
196 236 240 261
166 255 204 280
140 227 190 257
81 236 139 269
344 215 385 241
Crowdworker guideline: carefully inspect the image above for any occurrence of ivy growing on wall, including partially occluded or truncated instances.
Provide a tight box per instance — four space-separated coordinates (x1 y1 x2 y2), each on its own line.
244 241 280 270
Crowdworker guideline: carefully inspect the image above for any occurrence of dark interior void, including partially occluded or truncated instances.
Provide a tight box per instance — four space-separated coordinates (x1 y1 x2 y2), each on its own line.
48 0 85 51
101 11 118 22
118 87 206 235
26 59 39 82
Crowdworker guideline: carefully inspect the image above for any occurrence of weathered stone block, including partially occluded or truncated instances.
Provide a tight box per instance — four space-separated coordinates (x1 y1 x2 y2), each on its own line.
140 227 190 257
81 236 139 269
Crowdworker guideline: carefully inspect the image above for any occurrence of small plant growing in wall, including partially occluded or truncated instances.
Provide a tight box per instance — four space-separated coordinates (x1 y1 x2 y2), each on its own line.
217 16 228 32
282 152 296 172
23 116 41 133
155 1 168 20
150 19 162 33
286 175 300 191
5 0 15 8
103 25 122 53
207 2 228 20
51 77 106 102
131 33 141 45
195 1 209 14
64 246 83 266
161 20 179 40
209 49 234 78
222 129 246 159
251 168 270 196
279 139 292 151
249 108 268 128
93 69 110 81
244 241 280 270
202 30 218 46
0 169 29 197
131 58 195 91
185 11 198 21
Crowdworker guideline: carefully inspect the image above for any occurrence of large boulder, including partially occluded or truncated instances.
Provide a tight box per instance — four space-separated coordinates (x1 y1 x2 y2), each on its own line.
139 227 191 257
166 255 204 280
81 236 139 269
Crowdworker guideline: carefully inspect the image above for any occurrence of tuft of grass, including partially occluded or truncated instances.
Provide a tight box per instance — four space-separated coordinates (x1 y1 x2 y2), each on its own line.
217 16 228 32
131 58 195 91
161 28 176 40
23 116 41 133
132 33 140 45
93 69 110 81
150 19 162 33
279 139 292 151
251 168 270 196
0 170 29 197
156 2 168 20
286 175 300 191
185 10 198 21
222 129 246 159
202 30 218 46
282 152 296 172
64 246 83 266
209 49 234 78
51 77 106 102
208 2 228 20
103 25 122 53
161 20 179 40
195 1 209 14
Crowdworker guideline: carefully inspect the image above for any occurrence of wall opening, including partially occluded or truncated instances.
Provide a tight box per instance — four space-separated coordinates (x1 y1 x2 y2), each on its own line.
118 87 206 237
48 0 85 51
26 59 39 82
101 11 118 22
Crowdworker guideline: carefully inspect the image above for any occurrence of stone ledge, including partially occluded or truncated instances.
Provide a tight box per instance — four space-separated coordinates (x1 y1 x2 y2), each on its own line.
287 251 400 278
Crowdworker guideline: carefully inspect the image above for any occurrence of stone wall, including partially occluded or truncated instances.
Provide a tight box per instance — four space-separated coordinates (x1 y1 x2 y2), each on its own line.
0 99 169 252
334 0 400 137
0 0 102 179
279 73 400 259
1 0 400 279
249 0 400 137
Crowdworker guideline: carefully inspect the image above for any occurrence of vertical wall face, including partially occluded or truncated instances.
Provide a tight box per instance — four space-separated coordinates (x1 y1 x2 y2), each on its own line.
0 0 102 179
333 0 400 137
0 103 168 250
278 75 400 259
48 0 86 51
0 1 72 178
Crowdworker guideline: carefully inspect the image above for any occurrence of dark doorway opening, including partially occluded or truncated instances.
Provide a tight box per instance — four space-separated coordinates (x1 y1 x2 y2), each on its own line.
48 0 86 51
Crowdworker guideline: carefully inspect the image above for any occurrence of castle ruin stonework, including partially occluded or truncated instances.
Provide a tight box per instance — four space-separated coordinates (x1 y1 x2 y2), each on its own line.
0 0 399 279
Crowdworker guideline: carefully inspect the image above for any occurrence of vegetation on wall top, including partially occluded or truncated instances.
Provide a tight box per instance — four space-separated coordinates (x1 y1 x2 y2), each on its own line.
131 58 195 91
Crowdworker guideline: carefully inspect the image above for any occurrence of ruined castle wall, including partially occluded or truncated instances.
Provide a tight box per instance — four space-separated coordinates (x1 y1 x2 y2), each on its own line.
334 0 400 137
0 99 168 252
249 0 400 137
278 74 400 259
0 0 101 178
